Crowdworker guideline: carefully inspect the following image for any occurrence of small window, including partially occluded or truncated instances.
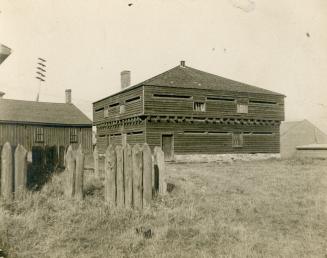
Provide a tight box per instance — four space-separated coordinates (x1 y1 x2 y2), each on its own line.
193 102 206 112
35 127 44 143
70 128 78 143
120 105 125 114
237 104 248 114
95 107 104 112
206 96 235 102
153 94 192 99
109 103 119 108
104 108 109 118
126 96 141 103
232 133 243 147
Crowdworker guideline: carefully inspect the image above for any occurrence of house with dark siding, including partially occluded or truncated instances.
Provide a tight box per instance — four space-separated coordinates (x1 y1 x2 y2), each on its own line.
93 61 285 160
0 89 92 153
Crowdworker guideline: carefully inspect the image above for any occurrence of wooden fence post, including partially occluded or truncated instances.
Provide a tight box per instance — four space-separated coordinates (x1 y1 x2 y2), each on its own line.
143 143 152 208
64 145 75 198
124 144 133 208
154 147 166 195
93 146 99 177
1 142 13 201
14 144 27 199
132 144 143 209
105 145 116 206
75 145 84 200
116 145 124 207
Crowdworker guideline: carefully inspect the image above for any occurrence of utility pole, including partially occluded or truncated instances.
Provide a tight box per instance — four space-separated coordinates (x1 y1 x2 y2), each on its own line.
35 57 46 101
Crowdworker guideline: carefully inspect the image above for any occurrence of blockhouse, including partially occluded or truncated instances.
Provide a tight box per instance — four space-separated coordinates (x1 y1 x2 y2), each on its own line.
93 61 285 160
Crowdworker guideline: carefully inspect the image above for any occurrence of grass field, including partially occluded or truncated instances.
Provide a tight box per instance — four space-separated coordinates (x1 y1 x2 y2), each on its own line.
1 158 327 257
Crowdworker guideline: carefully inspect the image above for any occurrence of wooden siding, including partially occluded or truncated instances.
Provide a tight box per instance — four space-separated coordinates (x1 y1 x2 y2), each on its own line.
93 86 144 124
144 86 284 121
0 123 92 152
146 121 280 154
95 120 146 153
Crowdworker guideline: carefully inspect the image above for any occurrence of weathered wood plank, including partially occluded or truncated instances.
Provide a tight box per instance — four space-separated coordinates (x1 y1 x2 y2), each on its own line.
115 145 124 207
64 145 75 198
124 144 133 208
132 144 143 209
75 145 84 200
1 142 13 201
14 144 27 199
142 143 152 208
104 144 116 206
93 146 99 177
154 146 166 195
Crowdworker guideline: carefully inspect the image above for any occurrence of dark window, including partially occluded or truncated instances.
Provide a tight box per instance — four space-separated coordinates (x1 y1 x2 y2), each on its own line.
252 132 273 135
193 102 206 112
127 131 143 135
232 133 243 147
183 131 206 134
126 96 141 103
70 128 78 143
95 107 104 112
206 96 235 102
153 94 192 99
208 131 229 135
250 100 277 105
35 127 44 143
109 103 119 108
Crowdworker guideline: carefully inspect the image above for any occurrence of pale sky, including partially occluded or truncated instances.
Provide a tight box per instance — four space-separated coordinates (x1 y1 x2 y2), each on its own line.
0 0 326 131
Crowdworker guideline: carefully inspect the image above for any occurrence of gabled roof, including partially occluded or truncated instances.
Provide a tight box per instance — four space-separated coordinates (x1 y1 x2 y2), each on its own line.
94 63 284 104
140 65 284 96
281 119 327 140
0 98 92 126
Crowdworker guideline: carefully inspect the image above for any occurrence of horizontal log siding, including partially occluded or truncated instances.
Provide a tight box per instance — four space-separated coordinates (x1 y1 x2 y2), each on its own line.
0 123 92 152
146 121 280 154
144 86 284 121
93 86 144 124
95 120 146 153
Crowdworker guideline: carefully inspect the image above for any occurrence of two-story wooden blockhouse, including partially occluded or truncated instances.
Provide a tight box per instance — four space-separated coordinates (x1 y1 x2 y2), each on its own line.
93 61 285 160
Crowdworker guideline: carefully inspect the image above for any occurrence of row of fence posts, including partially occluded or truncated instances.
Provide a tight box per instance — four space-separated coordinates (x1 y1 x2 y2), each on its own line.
65 143 166 209
0 143 28 201
0 141 166 209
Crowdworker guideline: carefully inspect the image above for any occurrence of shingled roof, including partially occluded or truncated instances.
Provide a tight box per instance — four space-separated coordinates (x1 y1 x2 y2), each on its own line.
140 64 283 96
0 99 92 126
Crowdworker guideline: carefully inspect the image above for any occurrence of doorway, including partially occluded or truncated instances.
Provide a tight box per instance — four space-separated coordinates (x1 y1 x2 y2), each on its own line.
161 134 173 161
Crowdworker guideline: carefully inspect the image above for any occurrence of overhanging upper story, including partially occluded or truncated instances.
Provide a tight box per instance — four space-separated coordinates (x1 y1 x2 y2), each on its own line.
93 62 285 125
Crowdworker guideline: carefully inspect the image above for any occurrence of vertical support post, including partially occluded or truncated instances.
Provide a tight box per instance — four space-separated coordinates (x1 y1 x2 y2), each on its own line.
14 144 27 199
105 145 116 206
64 145 75 198
116 145 124 207
124 144 133 208
132 144 143 209
154 146 166 195
75 145 84 200
1 142 13 201
93 146 99 177
143 143 152 208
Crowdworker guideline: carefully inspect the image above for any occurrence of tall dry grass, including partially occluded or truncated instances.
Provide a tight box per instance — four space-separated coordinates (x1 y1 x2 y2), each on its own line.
0 158 327 257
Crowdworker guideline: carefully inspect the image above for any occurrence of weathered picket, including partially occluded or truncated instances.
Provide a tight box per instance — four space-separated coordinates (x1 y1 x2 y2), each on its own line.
1 142 13 201
14 144 28 199
124 144 133 208
0 141 166 210
93 146 99 178
103 143 166 209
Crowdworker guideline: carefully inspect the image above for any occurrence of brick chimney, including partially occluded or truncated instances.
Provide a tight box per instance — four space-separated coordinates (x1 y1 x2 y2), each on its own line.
65 89 72 104
121 70 131 90
180 60 186 67
0 91 5 99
